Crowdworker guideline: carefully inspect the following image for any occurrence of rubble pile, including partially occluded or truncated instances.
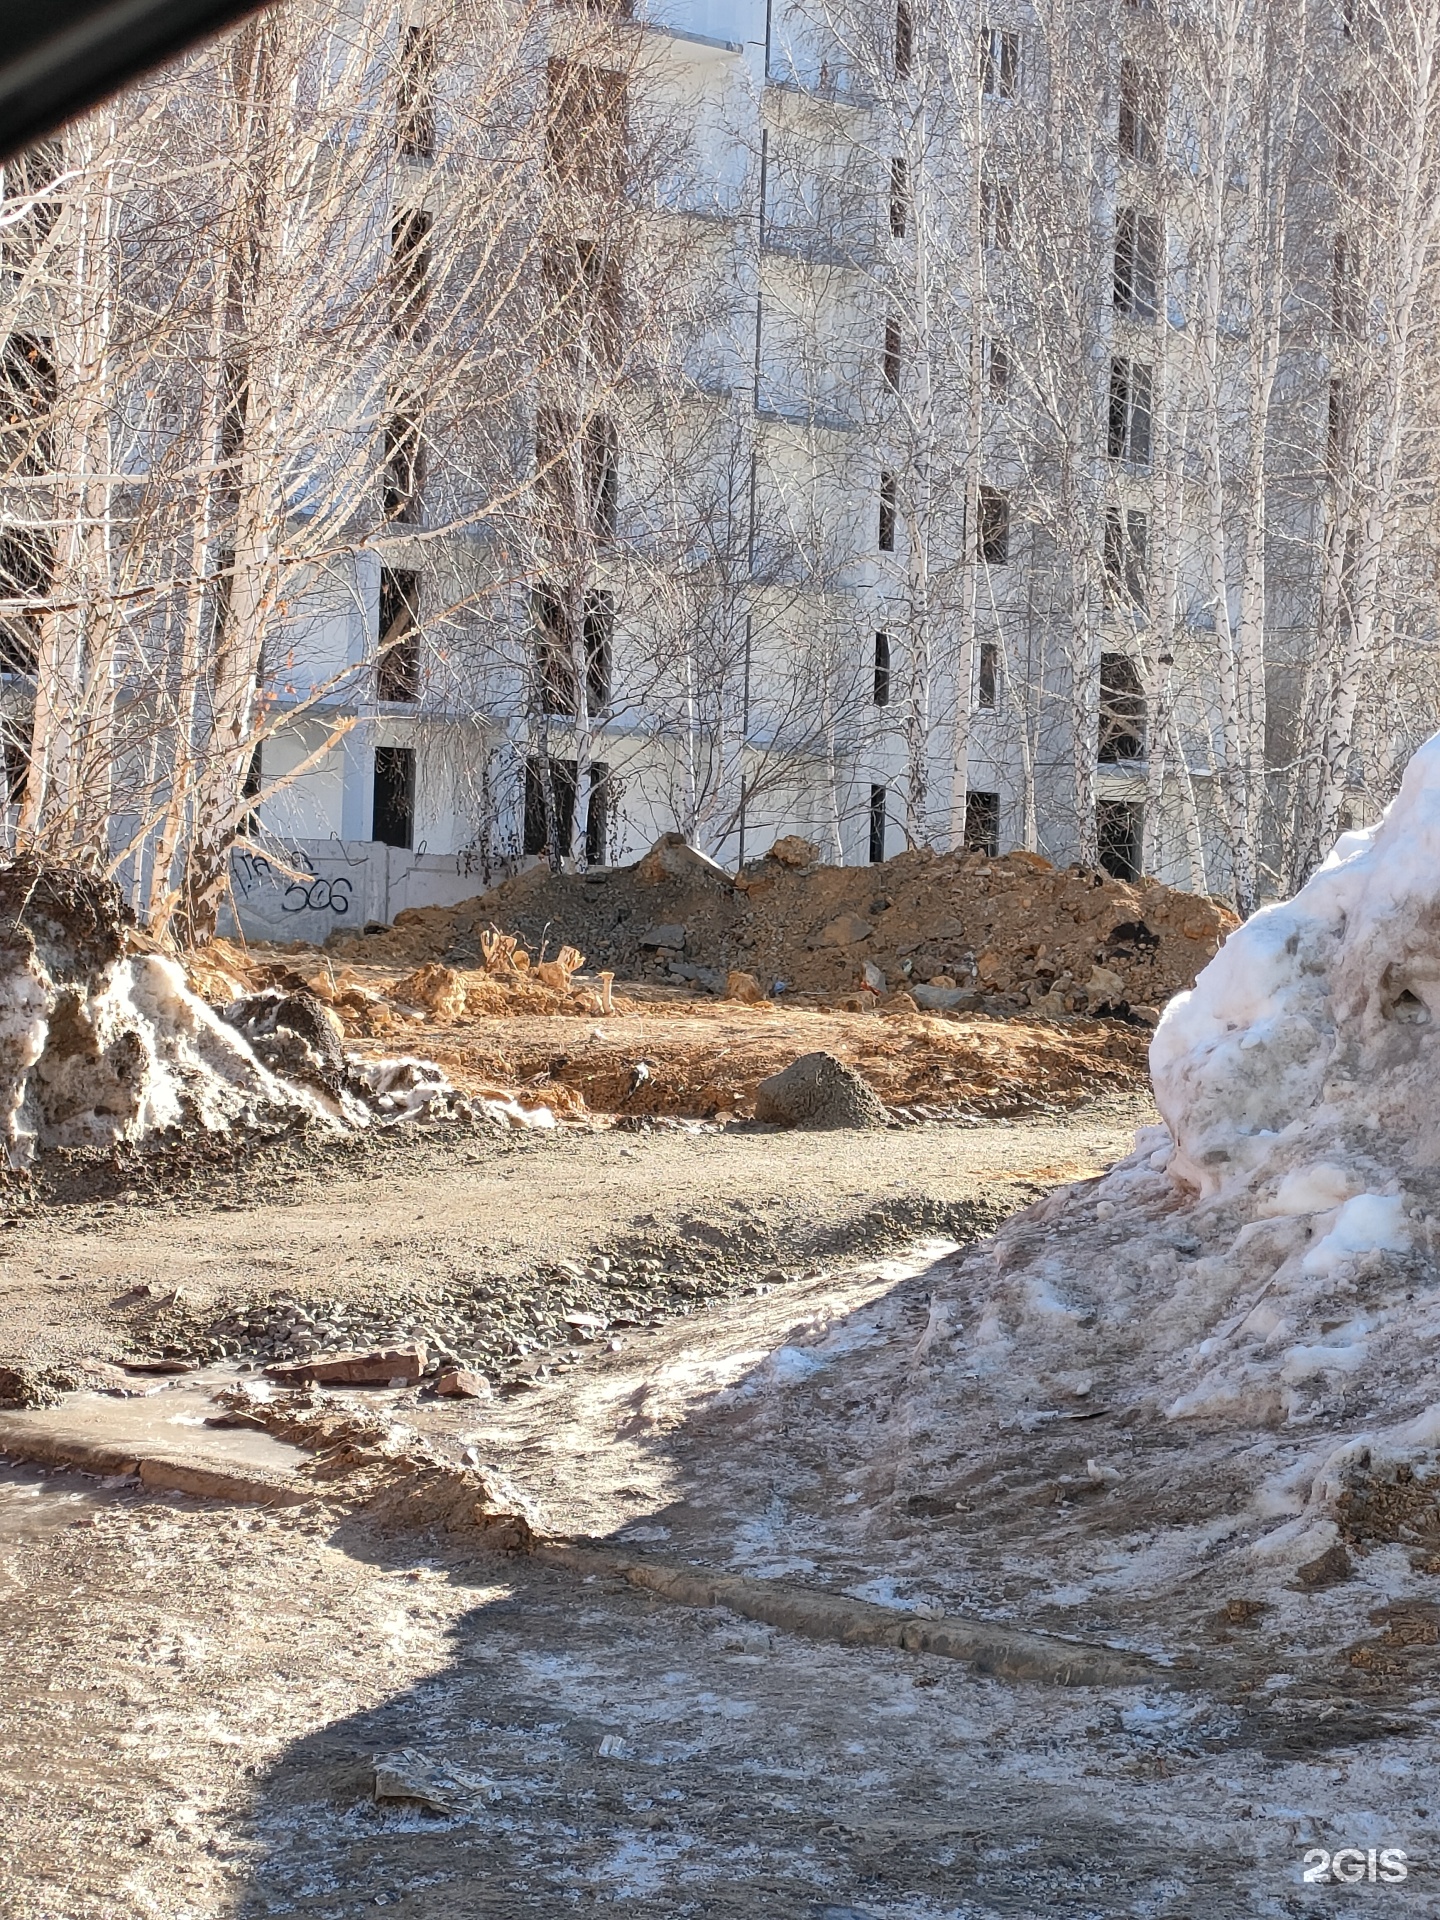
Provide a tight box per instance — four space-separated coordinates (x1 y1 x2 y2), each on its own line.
928 732 1440 1583
320 834 1234 1023
0 861 550 1164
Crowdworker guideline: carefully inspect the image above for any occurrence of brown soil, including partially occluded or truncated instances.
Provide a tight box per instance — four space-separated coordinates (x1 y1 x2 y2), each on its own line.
391 994 1150 1123
316 837 1235 1017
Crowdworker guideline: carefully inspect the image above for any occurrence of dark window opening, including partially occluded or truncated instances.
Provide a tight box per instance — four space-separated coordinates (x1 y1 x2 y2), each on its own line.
533 584 613 714
978 27 1019 98
1102 506 1148 609
1119 58 1158 162
1098 651 1146 762
542 237 623 372
1097 798 1142 881
879 470 898 551
241 743 262 834
1332 231 1357 336
1114 207 1159 320
373 745 416 849
1327 376 1349 470
977 639 998 709
377 567 421 702
889 156 909 237
0 335 55 475
397 23 437 158
391 208 433 336
546 61 628 194
1108 356 1152 466
983 178 1015 250
869 783 887 863
873 629 891 706
584 415 619 540
977 485 1009 564
883 314 902 391
964 789 999 855
0 524 52 676
987 338 1010 400
1336 88 1360 187
895 0 914 76
382 404 426 522
1 711 30 805
524 755 605 864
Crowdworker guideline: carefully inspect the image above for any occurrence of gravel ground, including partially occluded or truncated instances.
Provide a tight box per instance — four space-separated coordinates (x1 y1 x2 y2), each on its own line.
0 1093 1151 1393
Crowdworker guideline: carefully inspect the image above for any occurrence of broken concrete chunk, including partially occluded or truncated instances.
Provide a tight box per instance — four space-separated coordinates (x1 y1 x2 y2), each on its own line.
754 1051 888 1131
266 1344 427 1387
638 923 686 951
766 835 819 869
911 985 978 1011
434 1368 490 1399
861 960 887 993
817 913 873 947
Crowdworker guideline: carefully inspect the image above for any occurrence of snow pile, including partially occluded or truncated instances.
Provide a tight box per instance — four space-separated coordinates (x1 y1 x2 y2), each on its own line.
0 863 552 1165
933 739 1440 1573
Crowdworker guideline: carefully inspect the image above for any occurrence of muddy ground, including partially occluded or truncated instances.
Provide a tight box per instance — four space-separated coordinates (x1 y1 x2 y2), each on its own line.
2 1101 1436 1917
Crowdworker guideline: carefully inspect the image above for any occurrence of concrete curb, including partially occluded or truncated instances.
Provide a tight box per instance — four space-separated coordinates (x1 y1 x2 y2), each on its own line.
535 1542 1172 1689
0 1415 311 1506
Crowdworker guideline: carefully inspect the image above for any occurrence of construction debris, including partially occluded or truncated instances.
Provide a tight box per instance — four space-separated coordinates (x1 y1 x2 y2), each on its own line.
265 1344 428 1386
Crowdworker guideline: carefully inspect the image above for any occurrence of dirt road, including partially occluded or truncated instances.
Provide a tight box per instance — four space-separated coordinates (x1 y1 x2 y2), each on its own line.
3 1098 1435 1917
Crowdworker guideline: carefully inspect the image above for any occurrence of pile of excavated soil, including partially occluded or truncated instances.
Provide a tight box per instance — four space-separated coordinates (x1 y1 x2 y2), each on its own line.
319 836 1235 1020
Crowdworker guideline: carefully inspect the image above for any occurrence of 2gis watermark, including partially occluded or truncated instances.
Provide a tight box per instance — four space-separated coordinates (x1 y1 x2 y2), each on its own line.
1301 1847 1409 1886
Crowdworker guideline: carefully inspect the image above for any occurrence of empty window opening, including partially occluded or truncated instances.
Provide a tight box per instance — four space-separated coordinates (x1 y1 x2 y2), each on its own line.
883 314 903 391
869 783 888 863
1114 208 1159 320
977 639 998 709
977 485 1009 564
373 745 416 849
1102 506 1148 608
0 335 55 476
524 756 604 863
986 337 1010 400
377 567 421 702
241 743 262 834
543 238 623 372
533 585 613 714
873 629 891 706
1108 356 1152 466
1098 651 1146 762
982 178 1015 250
383 405 426 522
889 156 909 237
1332 232 1357 336
878 470 898 551
584 415 619 540
1327 376 1350 470
396 23 437 158
0 523 51 676
1119 58 1159 162
391 208 433 335
978 27 1019 98
1 711 30 806
895 0 914 76
964 789 1000 855
546 61 628 194
1097 798 1142 881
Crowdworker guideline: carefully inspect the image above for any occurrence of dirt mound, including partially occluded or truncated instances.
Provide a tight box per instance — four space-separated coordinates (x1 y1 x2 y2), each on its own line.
753 1051 889 1130
321 837 1234 1020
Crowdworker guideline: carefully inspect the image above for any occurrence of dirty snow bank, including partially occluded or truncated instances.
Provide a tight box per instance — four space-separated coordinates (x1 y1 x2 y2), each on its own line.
936 740 1440 1575
0 863 550 1165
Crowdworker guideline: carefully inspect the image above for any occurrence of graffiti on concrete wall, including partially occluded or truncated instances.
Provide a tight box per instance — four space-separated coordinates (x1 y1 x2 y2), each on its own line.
229 846 354 917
